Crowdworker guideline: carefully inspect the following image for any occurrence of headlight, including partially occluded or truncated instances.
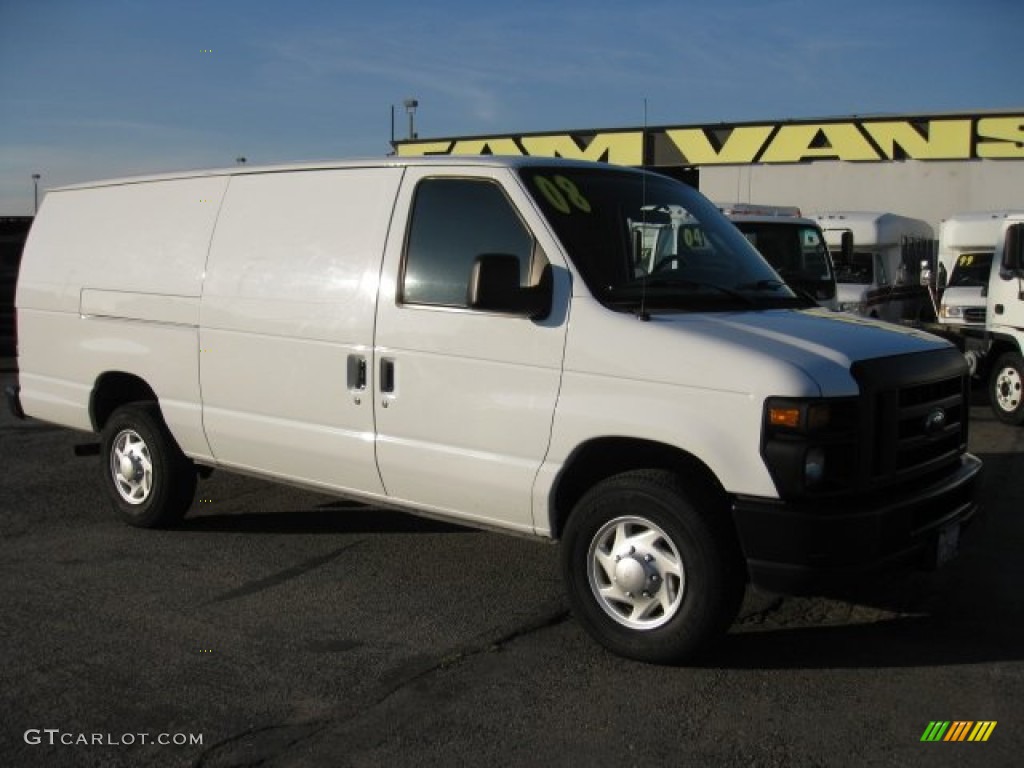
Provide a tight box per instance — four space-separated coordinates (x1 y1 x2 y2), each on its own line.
762 397 858 498
839 302 865 314
940 304 963 318
767 401 831 431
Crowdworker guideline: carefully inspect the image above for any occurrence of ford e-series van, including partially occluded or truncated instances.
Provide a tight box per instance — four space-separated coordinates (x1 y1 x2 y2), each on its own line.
10 157 980 663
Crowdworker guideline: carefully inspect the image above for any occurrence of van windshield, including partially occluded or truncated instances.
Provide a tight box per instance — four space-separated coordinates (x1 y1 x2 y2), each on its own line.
519 167 810 312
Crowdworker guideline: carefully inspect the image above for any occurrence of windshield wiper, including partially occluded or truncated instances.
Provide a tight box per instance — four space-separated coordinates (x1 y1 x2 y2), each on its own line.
737 278 817 308
736 279 785 291
612 278 755 306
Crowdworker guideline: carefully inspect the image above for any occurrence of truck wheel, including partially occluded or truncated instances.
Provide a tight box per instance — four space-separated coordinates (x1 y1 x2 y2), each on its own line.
560 470 745 664
989 352 1024 425
101 403 196 528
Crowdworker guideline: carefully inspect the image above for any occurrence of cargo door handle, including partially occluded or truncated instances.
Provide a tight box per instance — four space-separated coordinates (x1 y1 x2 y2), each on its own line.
347 355 367 391
380 358 395 394
347 355 367 405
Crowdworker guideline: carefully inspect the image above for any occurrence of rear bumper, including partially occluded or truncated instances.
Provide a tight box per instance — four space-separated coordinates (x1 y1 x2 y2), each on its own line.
731 453 982 594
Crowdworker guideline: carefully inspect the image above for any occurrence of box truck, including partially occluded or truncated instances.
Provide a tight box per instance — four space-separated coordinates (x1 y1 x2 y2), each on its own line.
8 157 980 662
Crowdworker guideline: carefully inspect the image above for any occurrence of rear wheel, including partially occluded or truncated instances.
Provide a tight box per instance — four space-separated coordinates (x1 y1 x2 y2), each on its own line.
989 351 1024 425
561 470 745 664
100 403 196 528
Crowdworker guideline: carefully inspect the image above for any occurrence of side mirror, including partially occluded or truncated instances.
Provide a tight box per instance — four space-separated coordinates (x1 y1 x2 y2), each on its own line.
467 253 552 319
840 231 854 262
1000 223 1024 278
919 259 933 287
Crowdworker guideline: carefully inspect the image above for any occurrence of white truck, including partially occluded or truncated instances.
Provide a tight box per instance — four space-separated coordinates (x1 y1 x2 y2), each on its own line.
718 204 838 310
937 211 1024 330
955 213 1024 424
7 157 980 663
817 211 936 323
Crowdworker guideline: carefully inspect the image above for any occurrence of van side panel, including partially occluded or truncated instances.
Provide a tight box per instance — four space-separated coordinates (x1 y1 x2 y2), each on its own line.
200 168 403 495
16 178 228 456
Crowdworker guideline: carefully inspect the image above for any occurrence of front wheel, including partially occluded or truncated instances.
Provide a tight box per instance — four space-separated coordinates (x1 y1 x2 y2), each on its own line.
100 403 197 528
989 351 1024 425
560 470 745 664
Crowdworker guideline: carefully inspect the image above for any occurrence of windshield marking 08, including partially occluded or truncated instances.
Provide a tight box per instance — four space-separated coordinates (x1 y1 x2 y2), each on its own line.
521 167 810 314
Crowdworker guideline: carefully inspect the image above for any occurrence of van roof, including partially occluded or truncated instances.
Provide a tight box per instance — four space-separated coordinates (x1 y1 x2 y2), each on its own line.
814 211 933 246
717 203 819 227
50 155 643 192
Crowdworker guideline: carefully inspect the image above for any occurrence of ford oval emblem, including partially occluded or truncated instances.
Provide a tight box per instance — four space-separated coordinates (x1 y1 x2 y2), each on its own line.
924 408 946 435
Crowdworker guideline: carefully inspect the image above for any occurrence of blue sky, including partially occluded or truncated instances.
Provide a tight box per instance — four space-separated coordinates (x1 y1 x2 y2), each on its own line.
1 0 1021 214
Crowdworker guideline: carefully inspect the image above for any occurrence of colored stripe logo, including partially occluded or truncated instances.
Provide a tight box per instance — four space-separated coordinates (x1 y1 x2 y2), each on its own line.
921 721 997 742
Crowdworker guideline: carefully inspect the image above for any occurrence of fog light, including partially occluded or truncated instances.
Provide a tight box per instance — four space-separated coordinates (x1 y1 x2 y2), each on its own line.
805 446 826 486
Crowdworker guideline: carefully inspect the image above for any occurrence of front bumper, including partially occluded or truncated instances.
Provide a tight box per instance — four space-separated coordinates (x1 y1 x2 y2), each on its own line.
731 452 982 594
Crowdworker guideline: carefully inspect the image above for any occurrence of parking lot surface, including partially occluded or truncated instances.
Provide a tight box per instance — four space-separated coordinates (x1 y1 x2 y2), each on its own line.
1 365 1021 767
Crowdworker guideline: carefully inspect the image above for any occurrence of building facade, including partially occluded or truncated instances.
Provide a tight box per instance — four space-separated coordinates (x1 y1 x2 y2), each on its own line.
394 111 1024 231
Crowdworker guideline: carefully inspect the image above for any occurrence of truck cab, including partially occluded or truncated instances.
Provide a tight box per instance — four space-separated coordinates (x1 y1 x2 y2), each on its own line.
818 211 936 323
938 211 1024 329
718 204 837 310
969 214 1024 424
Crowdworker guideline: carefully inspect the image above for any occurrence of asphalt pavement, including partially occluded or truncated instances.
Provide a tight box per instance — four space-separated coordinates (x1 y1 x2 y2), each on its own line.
1 366 1021 768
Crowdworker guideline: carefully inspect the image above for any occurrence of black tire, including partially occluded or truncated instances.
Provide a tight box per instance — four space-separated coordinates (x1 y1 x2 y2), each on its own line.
560 469 745 664
100 402 196 528
989 351 1024 425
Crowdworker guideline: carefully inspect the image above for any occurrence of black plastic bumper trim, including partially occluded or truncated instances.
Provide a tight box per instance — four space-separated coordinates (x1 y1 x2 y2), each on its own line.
731 453 982 593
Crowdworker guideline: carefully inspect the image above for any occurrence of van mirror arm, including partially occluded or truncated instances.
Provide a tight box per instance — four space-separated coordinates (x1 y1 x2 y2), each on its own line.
467 253 552 320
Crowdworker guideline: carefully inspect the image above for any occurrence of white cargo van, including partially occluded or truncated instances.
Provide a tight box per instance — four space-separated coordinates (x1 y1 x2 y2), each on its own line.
10 157 980 663
817 212 936 323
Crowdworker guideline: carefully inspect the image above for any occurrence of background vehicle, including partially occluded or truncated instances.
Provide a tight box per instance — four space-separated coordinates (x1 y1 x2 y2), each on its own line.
955 213 1024 424
718 204 837 309
937 210 1024 330
817 211 936 322
0 216 33 356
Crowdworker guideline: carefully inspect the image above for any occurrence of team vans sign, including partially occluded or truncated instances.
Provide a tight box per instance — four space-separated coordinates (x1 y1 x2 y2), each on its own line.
395 114 1024 165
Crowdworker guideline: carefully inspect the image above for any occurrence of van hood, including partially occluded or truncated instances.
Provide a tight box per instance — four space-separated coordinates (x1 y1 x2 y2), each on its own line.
654 307 950 396
700 307 943 357
566 301 956 401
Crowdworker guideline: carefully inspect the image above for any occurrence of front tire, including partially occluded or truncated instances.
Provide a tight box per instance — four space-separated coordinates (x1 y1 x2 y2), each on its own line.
989 351 1024 425
100 403 197 528
561 470 745 664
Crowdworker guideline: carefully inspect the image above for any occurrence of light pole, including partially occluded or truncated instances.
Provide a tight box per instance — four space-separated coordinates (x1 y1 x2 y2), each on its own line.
32 174 40 214
403 98 419 140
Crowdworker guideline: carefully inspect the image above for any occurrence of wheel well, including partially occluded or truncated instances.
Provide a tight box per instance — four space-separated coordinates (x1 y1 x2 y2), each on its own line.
90 372 158 431
550 437 725 539
980 338 1021 380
